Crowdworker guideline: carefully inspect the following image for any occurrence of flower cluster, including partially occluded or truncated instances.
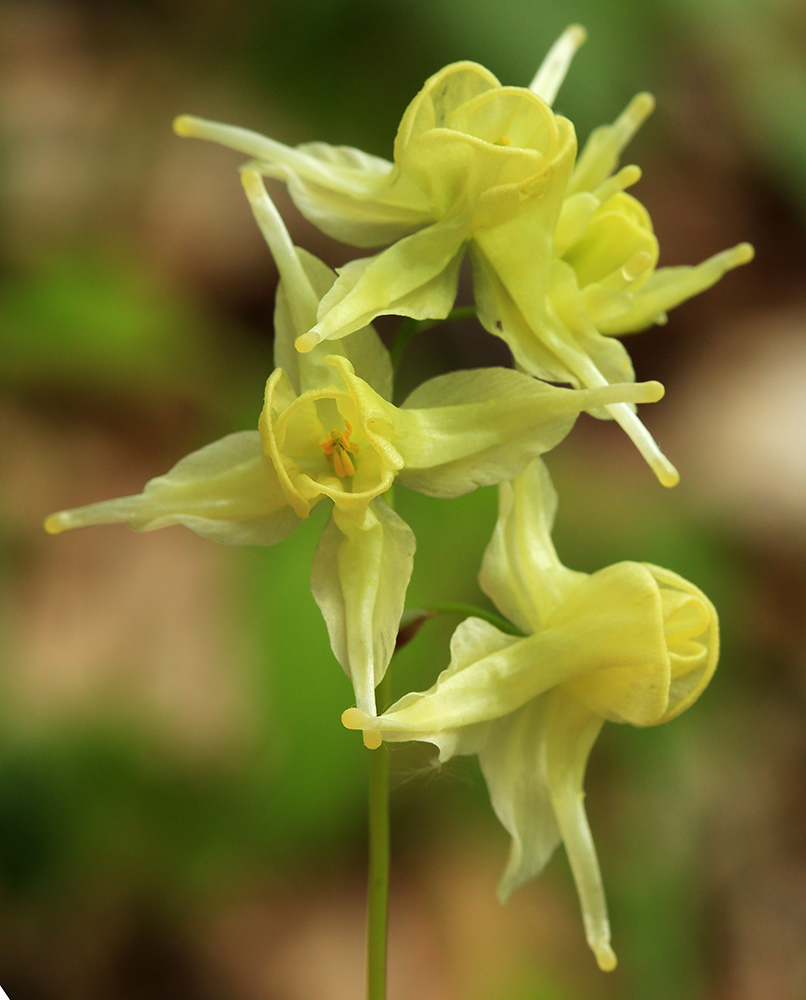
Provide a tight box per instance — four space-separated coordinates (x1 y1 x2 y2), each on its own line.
46 27 747 969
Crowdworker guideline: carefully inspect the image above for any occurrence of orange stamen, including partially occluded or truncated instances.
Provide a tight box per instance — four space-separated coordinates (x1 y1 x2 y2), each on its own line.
320 420 360 478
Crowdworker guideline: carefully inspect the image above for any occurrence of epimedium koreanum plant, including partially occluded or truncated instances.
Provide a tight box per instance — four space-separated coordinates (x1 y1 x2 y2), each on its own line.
45 169 664 719
44 24 746 992
343 457 718 970
174 25 753 489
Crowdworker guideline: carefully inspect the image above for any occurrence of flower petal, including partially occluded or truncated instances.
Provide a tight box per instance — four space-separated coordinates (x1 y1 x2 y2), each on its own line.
174 115 431 246
296 218 468 351
476 231 679 487
347 560 670 743
394 367 665 498
563 192 658 290
644 564 719 721
557 562 671 726
44 431 300 546
470 244 577 384
402 125 541 218
528 24 587 106
342 616 521 756
476 698 563 899
479 458 584 634
543 689 615 971
311 501 416 721
241 170 392 399
566 92 655 197
599 243 755 335
394 61 502 159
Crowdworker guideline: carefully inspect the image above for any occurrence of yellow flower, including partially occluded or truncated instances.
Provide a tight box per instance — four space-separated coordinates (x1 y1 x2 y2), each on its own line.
343 458 718 969
174 26 752 487
471 89 753 487
174 33 577 351
45 173 664 717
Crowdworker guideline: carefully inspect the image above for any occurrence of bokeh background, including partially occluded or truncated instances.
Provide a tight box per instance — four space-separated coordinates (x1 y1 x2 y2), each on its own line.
1 0 805 997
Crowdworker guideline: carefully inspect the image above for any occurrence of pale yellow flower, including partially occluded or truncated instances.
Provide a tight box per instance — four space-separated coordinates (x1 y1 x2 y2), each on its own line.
46 174 664 717
174 26 751 486
343 458 718 969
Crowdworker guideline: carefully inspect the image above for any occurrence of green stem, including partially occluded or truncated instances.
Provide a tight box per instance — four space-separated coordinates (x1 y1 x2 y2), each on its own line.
390 306 477 372
364 598 521 1000
366 668 392 1000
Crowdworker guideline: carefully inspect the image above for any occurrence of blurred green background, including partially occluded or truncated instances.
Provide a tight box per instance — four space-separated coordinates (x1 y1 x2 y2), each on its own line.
1 0 805 997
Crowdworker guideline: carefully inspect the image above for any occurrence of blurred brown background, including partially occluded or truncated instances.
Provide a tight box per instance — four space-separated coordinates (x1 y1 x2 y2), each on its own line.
1 0 805 997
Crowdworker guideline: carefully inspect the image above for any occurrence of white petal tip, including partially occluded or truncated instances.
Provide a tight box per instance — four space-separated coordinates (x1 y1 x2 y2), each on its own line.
606 401 679 487
530 24 588 103
342 708 383 749
733 242 755 266
631 92 656 120
642 379 665 403
657 462 680 489
341 707 364 730
594 942 617 972
295 330 321 354
43 513 70 535
241 168 263 198
172 115 197 138
566 24 588 46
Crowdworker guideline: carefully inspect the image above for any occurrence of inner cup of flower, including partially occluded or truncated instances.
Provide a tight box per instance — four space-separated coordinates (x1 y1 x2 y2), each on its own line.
448 86 556 152
276 393 388 501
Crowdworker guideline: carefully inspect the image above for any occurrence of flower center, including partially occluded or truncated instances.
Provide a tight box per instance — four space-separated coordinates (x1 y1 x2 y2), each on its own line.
320 420 361 479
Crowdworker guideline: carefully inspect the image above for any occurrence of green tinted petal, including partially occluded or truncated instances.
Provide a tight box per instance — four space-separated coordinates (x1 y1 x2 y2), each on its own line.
242 169 319 337
348 573 670 739
554 191 601 258
311 501 416 719
471 117 576 284
296 219 468 352
395 368 664 498
557 562 671 726
342 617 522 755
402 127 541 218
394 61 501 159
550 265 679 485
479 459 584 634
242 171 392 398
473 174 678 488
564 192 658 289
543 690 614 971
477 698 563 900
470 244 577 383
45 431 299 546
566 92 655 196
280 159 433 247
175 115 431 247
529 24 587 106
175 115 393 193
599 243 755 334
644 564 719 721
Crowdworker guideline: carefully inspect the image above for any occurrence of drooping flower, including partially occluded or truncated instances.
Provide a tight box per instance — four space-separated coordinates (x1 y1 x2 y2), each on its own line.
343 457 718 969
173 26 752 486
45 173 664 717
